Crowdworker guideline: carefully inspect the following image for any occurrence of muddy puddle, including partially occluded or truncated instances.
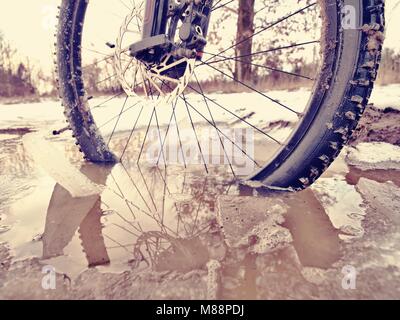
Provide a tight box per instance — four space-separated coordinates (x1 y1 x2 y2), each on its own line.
0 130 400 299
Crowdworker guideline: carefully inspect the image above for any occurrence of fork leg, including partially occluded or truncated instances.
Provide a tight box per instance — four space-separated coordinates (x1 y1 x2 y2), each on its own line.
142 0 170 39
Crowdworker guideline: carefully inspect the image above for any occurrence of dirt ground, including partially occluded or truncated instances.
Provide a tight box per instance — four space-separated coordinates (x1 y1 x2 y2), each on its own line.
350 105 400 146
0 105 400 300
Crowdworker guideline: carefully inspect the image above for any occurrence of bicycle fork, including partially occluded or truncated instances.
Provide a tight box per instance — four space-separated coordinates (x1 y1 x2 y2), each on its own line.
129 0 214 63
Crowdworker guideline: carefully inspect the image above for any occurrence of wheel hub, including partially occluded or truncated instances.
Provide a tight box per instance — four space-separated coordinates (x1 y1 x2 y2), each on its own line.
114 0 213 104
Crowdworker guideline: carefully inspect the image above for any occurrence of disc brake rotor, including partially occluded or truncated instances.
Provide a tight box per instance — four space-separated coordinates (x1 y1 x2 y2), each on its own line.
114 6 196 105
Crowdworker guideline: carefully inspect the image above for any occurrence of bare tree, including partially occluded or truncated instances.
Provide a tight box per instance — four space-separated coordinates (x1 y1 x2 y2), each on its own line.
205 0 320 90
234 0 255 83
0 32 37 98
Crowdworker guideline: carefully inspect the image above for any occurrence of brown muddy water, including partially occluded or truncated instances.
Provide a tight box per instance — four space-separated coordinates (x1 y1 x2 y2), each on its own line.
0 129 400 300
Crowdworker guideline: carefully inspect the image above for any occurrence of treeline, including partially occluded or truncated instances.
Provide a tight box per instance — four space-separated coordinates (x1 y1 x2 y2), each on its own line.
0 35 399 101
0 33 37 98
376 48 400 85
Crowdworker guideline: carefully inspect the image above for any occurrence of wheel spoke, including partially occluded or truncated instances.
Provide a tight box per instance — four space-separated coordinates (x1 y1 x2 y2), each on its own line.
137 108 155 164
110 174 140 225
211 0 224 10
156 99 179 166
154 108 167 167
108 96 129 145
119 0 132 11
186 82 285 144
182 93 209 174
120 163 154 214
98 101 140 129
212 0 235 12
95 73 117 86
82 47 113 57
82 55 113 70
179 93 261 168
203 2 317 64
119 165 171 236
119 104 144 160
91 92 126 110
173 105 187 168
190 179 207 236
202 40 319 62
193 71 236 177
137 164 159 212
200 51 314 81
200 62 301 115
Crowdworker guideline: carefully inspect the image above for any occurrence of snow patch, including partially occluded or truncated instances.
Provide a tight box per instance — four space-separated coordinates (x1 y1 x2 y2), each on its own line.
346 142 400 170
369 84 400 111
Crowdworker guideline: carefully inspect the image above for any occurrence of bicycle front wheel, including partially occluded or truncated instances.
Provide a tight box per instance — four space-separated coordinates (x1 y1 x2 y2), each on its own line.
56 0 385 190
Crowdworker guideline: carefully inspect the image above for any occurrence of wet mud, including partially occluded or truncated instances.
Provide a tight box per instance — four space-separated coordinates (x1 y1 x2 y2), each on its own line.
0 115 400 300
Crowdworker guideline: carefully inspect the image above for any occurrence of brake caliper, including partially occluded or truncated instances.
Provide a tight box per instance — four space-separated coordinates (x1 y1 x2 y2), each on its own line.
129 0 214 64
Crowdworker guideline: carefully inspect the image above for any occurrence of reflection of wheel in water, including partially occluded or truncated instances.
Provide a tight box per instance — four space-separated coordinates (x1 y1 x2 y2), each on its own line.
56 0 385 190
98 164 230 270
41 162 229 271
40 160 344 299
132 231 209 272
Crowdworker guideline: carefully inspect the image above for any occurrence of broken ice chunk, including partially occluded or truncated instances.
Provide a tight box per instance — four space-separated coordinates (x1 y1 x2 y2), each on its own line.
216 195 291 253
311 176 366 239
22 132 104 198
357 178 400 225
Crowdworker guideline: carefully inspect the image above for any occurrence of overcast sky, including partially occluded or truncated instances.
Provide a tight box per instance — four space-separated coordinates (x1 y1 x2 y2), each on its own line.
0 0 399 74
